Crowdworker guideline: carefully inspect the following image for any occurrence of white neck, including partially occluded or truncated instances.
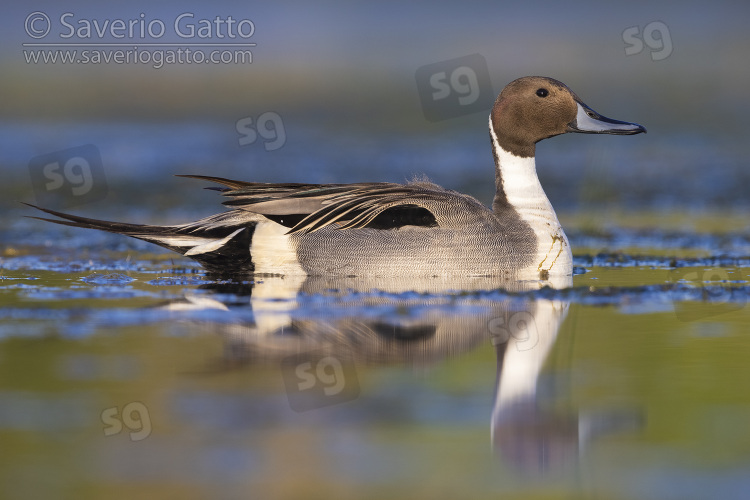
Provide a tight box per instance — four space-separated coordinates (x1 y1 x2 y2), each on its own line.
492 300 569 406
489 118 572 275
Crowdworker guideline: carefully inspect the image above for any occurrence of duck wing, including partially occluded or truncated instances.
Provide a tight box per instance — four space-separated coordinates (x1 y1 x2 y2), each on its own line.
181 175 493 234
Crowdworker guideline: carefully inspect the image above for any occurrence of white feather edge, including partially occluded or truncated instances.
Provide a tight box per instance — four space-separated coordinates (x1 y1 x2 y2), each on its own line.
184 228 245 256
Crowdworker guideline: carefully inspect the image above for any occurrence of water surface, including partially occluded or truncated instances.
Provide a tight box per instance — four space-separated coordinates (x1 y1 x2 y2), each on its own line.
2 211 750 499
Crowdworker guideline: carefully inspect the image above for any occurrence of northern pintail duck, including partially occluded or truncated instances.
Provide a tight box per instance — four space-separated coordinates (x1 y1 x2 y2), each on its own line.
29 77 645 278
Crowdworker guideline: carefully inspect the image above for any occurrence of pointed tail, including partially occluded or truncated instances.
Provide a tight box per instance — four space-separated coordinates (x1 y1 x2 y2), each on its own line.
24 203 257 273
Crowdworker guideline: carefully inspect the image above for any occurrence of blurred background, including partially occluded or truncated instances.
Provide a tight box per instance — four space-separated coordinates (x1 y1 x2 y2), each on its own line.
2 0 749 219
4 3 750 500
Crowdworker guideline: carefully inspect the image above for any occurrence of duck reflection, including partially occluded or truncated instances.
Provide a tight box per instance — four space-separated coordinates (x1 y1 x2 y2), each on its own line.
164 273 640 475
490 296 578 475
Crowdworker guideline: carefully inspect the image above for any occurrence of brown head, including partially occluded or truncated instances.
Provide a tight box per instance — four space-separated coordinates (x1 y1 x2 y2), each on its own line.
490 76 646 158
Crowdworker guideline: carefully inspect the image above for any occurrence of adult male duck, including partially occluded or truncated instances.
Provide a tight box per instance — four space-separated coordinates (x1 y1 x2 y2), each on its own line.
28 77 645 278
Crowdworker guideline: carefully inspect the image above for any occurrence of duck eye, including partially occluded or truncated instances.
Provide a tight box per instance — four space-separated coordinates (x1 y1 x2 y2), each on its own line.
536 88 549 98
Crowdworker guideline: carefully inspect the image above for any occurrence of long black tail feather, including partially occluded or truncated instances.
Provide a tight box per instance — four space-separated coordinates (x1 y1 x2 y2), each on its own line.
23 203 256 273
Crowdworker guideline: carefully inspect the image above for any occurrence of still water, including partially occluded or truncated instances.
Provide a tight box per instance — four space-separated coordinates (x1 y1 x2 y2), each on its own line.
2 213 750 500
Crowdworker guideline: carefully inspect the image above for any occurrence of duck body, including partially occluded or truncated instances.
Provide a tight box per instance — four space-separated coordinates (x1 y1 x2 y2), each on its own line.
29 77 645 278
277 180 538 277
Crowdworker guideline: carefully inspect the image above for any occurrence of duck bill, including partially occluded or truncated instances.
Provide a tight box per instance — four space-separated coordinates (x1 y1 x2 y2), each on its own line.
567 102 646 135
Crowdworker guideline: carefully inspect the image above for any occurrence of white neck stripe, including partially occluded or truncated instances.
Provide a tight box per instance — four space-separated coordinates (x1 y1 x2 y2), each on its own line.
489 117 572 275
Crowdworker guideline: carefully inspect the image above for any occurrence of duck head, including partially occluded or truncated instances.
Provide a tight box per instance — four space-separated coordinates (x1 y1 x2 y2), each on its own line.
491 76 646 158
